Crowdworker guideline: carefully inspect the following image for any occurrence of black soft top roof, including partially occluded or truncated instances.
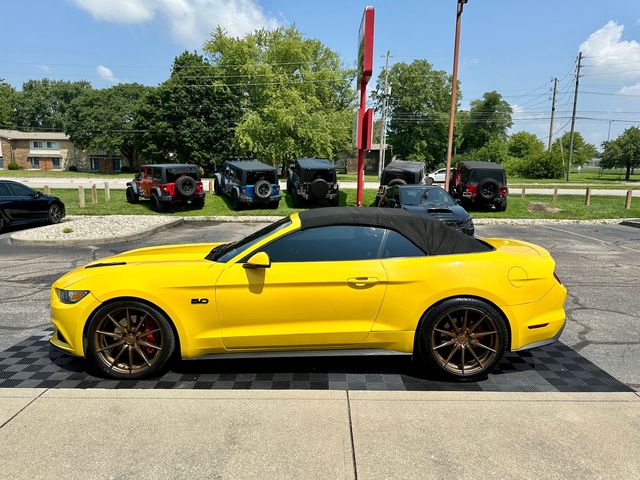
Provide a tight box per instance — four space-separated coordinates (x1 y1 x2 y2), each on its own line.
298 207 492 256
296 158 335 170
226 160 276 171
141 164 198 170
383 160 425 173
458 161 504 170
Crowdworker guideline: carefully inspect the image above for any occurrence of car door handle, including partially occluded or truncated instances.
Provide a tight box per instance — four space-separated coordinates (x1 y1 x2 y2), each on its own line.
347 277 378 287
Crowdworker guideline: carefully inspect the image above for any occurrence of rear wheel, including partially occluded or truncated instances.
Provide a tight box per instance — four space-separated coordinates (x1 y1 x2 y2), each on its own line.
150 193 163 212
86 300 175 380
48 204 63 224
231 190 243 210
0 216 4 232
495 198 507 212
192 197 205 209
329 196 339 207
416 298 507 381
213 178 222 195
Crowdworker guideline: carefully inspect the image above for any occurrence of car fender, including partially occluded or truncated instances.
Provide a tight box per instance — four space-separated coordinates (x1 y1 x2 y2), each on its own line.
213 173 222 186
150 187 163 198
127 181 140 195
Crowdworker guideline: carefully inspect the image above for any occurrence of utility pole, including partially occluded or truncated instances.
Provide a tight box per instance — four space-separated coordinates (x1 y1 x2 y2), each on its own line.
607 120 613 142
444 0 468 193
566 52 582 181
378 50 391 179
547 77 558 151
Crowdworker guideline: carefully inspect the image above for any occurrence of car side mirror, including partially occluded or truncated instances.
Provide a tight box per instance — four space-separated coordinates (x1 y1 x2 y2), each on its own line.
243 251 271 269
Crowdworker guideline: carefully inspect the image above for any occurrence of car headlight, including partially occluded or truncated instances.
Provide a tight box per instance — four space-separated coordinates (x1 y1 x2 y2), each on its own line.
56 288 89 304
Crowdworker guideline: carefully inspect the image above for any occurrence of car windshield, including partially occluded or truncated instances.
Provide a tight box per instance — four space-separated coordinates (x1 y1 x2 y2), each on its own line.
401 188 455 206
468 170 505 183
246 171 277 185
207 217 292 263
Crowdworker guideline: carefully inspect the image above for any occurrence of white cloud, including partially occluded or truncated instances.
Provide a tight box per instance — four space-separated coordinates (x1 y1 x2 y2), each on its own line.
579 21 640 92
37 64 50 72
511 104 524 114
72 0 279 47
96 65 120 83
621 83 640 95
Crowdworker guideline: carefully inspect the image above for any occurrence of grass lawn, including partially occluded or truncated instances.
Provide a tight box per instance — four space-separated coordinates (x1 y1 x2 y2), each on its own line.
336 174 379 182
53 188 639 220
0 170 132 179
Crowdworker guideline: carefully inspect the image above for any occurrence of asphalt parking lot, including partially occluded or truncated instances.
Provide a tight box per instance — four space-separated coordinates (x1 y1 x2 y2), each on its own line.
0 220 639 391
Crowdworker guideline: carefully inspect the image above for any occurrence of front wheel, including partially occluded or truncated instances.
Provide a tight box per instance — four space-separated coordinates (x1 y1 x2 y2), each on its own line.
86 300 176 380
126 187 139 204
213 178 222 195
48 204 63 224
416 298 508 381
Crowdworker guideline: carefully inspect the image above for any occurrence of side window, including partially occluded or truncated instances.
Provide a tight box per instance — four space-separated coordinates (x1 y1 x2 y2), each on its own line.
152 168 162 182
380 230 425 259
0 183 11 196
8 183 34 197
260 225 385 263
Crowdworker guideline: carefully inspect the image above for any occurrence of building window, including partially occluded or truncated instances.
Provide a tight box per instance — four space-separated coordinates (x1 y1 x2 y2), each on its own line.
29 157 40 169
46 141 59 149
0 157 3 169
90 158 100 171
52 158 61 169
32 141 43 149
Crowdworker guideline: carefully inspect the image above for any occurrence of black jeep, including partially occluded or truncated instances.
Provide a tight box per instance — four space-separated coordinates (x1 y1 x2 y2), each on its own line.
213 160 280 210
287 158 339 207
376 160 430 204
126 164 205 212
449 161 508 211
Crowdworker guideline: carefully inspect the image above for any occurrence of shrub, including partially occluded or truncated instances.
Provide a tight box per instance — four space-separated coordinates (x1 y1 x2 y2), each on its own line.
7 161 20 170
120 165 131 173
501 156 525 177
520 151 564 179
68 165 78 172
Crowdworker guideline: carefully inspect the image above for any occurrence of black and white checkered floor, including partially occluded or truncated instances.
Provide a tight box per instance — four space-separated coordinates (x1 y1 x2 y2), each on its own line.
0 330 632 392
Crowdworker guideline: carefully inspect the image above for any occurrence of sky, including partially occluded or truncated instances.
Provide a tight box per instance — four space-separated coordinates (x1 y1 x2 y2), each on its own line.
1 0 640 148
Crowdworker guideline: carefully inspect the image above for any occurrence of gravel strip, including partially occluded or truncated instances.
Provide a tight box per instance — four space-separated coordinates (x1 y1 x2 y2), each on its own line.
10 215 182 246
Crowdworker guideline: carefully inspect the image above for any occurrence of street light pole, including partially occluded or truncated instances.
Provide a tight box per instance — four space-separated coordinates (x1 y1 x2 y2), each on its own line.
444 0 468 193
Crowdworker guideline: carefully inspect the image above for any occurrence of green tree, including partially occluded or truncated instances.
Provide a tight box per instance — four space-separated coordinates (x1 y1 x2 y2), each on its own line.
601 127 640 181
66 83 151 166
460 91 512 152
521 150 564 179
371 60 460 170
204 26 355 165
12 79 92 130
472 137 510 163
0 79 16 126
551 131 597 167
508 131 544 158
134 52 241 169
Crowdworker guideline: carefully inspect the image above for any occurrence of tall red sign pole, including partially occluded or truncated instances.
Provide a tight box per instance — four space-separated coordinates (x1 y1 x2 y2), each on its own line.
356 7 374 206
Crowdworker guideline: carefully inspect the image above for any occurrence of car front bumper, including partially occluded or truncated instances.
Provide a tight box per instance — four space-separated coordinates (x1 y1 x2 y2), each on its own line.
50 289 103 357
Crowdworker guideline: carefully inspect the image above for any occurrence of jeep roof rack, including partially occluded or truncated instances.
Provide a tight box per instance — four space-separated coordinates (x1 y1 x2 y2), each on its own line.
296 158 335 169
226 160 276 171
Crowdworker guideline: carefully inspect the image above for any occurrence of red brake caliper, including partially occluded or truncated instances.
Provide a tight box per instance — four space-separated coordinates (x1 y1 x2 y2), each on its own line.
143 323 156 355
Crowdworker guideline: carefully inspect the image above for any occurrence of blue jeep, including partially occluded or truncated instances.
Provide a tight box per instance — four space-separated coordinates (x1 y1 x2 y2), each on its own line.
213 160 281 210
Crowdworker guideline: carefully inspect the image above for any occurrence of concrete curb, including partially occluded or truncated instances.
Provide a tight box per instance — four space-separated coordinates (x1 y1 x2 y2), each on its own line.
9 217 184 247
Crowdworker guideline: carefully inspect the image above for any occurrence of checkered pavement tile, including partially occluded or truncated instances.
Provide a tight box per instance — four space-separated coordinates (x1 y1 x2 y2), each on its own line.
0 330 632 392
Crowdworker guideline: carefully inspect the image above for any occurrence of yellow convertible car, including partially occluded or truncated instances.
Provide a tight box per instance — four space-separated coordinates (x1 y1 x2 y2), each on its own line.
50 208 566 381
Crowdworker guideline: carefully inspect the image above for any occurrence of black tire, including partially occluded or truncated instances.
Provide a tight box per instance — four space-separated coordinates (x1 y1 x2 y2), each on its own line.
213 178 222 195
126 187 139 204
48 203 63 224
415 297 508 381
231 190 243 210
254 179 272 200
387 178 407 187
292 192 301 208
286 178 292 194
476 178 500 201
174 176 197 198
192 197 205 209
86 300 176 380
309 178 329 199
329 196 340 207
424 177 434 185
269 200 280 209
0 216 4 233
150 193 163 212
495 198 507 212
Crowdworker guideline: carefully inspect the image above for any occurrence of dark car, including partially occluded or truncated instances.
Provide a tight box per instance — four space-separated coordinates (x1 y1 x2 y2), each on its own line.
287 158 339 207
378 184 474 236
0 180 65 232
376 160 430 203
213 160 280 210
126 164 205 212
450 161 508 211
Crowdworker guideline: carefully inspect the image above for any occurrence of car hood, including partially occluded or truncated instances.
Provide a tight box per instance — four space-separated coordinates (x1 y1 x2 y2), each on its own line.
53 243 226 290
401 204 470 222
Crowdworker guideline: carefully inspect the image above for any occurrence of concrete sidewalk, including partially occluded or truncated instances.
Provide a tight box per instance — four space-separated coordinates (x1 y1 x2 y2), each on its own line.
1 389 638 479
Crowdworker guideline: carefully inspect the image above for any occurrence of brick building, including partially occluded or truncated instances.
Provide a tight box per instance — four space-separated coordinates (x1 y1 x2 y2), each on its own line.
0 129 123 173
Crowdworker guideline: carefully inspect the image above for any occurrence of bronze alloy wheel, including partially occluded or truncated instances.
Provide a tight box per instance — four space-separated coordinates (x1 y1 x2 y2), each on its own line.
92 305 166 376
430 306 502 377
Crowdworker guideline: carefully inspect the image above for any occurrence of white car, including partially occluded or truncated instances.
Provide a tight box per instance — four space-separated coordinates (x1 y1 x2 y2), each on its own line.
427 168 453 183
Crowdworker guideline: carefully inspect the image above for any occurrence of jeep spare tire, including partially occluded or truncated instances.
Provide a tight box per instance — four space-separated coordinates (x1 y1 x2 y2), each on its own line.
476 178 500 201
254 179 272 199
175 176 197 197
309 178 329 199
387 178 407 187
